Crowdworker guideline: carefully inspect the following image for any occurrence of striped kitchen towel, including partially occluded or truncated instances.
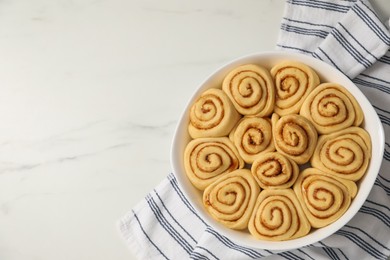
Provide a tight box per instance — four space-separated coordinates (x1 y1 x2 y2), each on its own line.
119 0 390 259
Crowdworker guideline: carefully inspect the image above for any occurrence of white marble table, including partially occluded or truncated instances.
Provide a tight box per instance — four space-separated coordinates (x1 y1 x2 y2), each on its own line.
1 1 389 260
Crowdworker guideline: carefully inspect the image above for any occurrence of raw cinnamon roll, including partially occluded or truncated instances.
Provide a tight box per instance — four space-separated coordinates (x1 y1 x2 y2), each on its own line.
229 117 275 164
271 61 320 116
300 83 364 134
251 152 299 189
272 113 318 164
184 137 244 190
222 64 275 116
293 168 357 228
248 189 311 241
311 127 371 181
189 88 241 139
203 169 260 230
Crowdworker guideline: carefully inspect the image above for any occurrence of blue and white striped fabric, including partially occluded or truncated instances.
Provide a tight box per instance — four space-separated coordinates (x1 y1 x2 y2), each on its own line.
120 0 390 259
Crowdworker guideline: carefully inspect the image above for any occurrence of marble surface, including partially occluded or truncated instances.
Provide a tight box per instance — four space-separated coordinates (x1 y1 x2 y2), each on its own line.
0 1 389 260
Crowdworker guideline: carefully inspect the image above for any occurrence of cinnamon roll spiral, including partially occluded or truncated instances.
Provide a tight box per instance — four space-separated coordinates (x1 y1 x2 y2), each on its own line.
248 189 311 241
311 127 371 181
189 88 241 139
229 117 275 164
251 152 299 189
222 64 275 116
300 83 364 134
271 61 320 116
272 113 318 164
203 169 260 230
184 137 244 190
293 168 357 228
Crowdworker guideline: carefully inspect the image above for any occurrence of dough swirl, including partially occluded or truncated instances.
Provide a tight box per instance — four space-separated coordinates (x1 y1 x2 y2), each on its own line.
271 61 320 116
203 169 260 230
293 168 357 228
222 64 275 116
251 152 299 189
248 189 311 241
300 83 363 134
184 137 244 190
189 88 241 138
311 127 371 181
229 117 275 163
272 113 318 164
